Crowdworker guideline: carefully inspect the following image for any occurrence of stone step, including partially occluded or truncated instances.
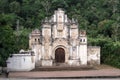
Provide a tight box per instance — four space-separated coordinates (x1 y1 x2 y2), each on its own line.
54 63 68 66
32 65 95 71
35 61 41 67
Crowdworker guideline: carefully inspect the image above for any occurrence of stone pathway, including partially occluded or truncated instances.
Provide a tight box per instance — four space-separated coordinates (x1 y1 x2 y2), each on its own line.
9 69 120 79
1 78 120 80
1 65 120 79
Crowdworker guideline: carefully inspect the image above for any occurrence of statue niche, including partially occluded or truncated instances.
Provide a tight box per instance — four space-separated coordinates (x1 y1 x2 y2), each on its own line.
57 15 64 31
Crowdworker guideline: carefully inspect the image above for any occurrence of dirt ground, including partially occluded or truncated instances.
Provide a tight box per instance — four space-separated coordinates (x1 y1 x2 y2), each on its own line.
0 64 120 78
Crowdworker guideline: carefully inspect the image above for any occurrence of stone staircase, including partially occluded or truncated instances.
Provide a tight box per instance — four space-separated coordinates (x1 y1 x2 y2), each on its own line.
35 61 41 67
53 63 68 66
32 64 95 71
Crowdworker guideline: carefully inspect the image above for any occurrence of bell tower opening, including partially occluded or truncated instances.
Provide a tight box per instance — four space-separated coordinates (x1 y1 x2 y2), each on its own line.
55 48 65 63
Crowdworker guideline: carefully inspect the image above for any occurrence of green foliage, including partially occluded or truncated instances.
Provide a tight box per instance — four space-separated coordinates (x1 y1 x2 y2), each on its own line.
0 0 120 68
1 13 18 28
9 1 20 14
13 28 30 51
0 14 29 66
0 0 9 13
88 36 120 68
98 20 114 37
102 42 120 68
0 25 15 66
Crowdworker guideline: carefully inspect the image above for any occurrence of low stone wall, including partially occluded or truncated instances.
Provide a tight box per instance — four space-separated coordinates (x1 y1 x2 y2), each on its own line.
87 46 100 65
6 54 35 71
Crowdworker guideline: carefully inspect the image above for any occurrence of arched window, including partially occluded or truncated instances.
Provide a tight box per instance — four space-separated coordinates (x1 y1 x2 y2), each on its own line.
38 39 40 44
83 39 85 42
35 38 37 42
80 39 82 42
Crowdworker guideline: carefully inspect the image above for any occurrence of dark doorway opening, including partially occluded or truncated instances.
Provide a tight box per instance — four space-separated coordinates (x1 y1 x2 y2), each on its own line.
55 48 65 63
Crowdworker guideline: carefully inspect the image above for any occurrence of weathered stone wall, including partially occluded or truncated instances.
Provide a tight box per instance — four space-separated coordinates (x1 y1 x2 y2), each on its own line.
29 29 40 49
7 50 35 71
87 46 100 65
28 8 100 67
32 45 41 63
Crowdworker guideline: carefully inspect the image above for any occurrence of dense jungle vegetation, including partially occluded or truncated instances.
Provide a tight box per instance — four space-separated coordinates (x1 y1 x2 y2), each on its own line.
0 0 120 68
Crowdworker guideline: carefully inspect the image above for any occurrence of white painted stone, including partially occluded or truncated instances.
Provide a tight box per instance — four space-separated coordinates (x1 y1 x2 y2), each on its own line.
7 53 35 71
79 45 87 65
87 46 101 65
41 60 53 66
68 60 80 66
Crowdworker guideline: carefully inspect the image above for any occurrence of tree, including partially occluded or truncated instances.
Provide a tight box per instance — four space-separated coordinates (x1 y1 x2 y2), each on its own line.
98 20 114 37
41 0 51 16
9 1 21 14
0 25 15 66
1 13 18 29
0 0 9 13
112 17 120 42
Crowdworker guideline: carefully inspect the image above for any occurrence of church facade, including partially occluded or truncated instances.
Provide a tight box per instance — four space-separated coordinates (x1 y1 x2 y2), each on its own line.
29 8 100 66
7 8 100 71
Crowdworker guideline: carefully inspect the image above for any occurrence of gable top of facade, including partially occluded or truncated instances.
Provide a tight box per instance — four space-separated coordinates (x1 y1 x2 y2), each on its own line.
54 8 64 14
29 8 86 37
42 8 78 25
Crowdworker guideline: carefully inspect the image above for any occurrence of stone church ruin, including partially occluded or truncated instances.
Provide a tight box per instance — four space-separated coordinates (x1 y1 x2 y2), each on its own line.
7 8 100 71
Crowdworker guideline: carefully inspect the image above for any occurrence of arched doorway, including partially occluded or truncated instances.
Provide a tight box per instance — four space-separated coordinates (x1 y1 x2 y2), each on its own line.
55 48 65 63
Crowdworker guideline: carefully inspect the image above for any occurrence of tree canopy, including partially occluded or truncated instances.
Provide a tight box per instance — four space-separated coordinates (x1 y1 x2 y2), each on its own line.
0 0 120 68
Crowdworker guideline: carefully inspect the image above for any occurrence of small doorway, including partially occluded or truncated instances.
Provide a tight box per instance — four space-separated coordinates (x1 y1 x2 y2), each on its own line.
55 48 65 63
